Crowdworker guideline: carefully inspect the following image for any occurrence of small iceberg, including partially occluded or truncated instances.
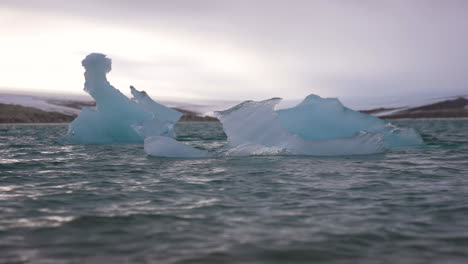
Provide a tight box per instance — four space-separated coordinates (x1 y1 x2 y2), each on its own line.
61 53 208 159
216 95 423 156
63 53 182 144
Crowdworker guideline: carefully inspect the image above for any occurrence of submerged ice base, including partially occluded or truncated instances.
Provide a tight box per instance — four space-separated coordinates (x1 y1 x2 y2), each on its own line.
216 95 423 156
63 53 183 144
144 136 211 158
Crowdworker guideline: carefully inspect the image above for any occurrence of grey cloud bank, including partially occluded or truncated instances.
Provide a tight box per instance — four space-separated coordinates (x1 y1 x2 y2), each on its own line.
1 0 467 103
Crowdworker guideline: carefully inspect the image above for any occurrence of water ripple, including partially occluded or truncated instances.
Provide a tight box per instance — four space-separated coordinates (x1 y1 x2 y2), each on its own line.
1 121 468 263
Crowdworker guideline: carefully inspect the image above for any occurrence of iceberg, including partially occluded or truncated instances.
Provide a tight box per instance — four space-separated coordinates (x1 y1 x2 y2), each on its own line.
216 95 423 156
144 136 211 158
64 53 210 158
63 53 422 157
63 53 182 144
276 94 423 148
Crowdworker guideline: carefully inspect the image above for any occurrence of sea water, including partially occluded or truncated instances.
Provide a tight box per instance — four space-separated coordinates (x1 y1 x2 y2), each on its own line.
1 120 468 263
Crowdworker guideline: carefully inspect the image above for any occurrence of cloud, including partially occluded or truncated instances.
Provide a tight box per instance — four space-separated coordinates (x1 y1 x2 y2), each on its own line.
1 0 468 103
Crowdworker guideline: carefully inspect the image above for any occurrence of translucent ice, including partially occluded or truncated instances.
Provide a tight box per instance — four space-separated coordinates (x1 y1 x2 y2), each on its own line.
216 95 423 156
63 53 182 144
144 136 211 158
276 95 423 148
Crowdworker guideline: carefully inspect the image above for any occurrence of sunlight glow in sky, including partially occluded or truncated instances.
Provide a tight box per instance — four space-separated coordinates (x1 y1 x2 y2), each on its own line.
0 8 281 100
1 1 467 103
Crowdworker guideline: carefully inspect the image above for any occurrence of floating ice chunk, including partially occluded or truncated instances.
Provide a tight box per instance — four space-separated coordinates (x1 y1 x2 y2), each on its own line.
130 86 182 139
216 98 292 147
277 94 423 148
130 86 182 124
277 95 383 141
63 53 182 144
216 97 386 156
144 136 211 158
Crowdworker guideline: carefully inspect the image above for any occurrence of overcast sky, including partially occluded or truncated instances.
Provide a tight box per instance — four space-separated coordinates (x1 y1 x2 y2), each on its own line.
1 0 467 104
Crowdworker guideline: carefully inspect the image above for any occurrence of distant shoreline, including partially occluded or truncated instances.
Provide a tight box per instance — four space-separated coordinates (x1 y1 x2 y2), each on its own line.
382 117 468 121
3 117 468 125
0 103 218 124
0 120 222 125
1 96 467 124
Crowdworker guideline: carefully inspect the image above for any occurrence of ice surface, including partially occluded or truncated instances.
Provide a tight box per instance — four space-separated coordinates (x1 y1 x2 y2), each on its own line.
216 98 387 156
216 95 423 156
130 86 182 124
144 136 211 158
63 53 182 144
277 94 423 148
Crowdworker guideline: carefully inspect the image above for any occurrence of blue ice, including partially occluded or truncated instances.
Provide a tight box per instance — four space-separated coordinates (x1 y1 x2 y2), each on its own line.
216 95 423 156
63 53 182 144
64 53 422 157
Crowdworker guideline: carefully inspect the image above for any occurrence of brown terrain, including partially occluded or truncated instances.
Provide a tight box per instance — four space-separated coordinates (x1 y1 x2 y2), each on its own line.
173 108 218 122
0 104 75 123
360 97 468 119
0 101 218 123
48 100 219 122
46 99 96 110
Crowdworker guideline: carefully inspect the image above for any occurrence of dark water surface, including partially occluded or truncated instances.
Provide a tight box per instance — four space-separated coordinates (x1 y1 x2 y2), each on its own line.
1 120 468 263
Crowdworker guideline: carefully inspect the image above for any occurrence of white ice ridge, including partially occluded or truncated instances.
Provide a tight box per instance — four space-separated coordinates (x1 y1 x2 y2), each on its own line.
216 95 423 156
